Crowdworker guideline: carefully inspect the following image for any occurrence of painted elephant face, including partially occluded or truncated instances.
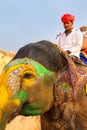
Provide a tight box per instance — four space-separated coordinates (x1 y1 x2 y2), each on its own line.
0 58 55 118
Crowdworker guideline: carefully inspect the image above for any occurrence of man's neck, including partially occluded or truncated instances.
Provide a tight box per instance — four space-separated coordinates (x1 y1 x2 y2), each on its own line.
65 28 73 36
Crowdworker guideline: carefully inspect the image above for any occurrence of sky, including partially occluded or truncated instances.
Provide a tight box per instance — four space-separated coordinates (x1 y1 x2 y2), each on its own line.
0 0 87 52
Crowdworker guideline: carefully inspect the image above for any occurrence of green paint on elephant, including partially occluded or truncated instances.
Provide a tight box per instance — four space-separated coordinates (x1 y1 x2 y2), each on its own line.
13 89 28 104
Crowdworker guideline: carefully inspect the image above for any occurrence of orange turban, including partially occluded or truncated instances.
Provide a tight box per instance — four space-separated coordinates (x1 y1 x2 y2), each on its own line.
61 14 75 23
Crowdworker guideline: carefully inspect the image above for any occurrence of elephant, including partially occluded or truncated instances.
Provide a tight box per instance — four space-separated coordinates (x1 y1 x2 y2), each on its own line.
0 40 87 130
0 40 66 130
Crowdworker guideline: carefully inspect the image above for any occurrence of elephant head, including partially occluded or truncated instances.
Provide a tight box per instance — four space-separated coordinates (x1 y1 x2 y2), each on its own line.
0 57 55 130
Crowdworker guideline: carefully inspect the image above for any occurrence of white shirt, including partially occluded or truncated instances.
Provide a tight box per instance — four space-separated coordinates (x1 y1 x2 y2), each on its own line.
57 29 83 58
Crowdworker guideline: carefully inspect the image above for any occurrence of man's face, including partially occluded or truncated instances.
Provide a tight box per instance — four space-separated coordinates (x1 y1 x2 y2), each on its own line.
63 21 73 31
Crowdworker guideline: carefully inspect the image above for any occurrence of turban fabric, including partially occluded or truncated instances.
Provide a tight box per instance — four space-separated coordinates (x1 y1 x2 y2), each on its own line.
61 14 75 23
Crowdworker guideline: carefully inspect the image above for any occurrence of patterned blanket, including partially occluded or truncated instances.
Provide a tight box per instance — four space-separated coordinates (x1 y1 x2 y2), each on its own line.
80 50 87 65
41 52 87 130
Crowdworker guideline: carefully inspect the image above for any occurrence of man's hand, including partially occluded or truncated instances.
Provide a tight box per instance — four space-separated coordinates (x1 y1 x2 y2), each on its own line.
66 50 71 54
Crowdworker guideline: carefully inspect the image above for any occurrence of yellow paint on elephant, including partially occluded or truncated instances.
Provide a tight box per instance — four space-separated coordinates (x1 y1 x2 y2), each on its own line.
0 110 2 122
0 64 23 84
0 67 6 83
0 64 24 115
86 84 87 93
0 61 38 114
0 85 20 113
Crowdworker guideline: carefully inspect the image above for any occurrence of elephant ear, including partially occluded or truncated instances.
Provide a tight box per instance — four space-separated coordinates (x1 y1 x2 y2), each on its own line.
57 49 81 87
55 49 87 105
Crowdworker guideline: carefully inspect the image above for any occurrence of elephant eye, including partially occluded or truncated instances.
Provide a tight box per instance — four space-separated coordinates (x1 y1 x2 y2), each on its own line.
23 73 33 79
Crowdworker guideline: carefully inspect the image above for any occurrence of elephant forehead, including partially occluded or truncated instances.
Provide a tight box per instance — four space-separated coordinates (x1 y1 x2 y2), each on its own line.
6 58 53 76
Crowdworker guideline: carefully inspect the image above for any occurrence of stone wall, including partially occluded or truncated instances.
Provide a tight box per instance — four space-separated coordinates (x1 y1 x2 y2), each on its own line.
6 116 41 130
0 49 15 74
0 49 41 130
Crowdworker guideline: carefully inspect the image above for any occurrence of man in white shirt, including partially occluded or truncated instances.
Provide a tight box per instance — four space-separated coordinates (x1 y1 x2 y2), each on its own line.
57 13 83 58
